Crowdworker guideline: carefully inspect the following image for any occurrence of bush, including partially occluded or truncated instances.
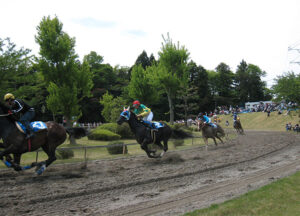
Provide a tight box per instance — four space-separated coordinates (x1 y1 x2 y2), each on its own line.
98 123 118 133
98 123 134 139
169 123 193 139
173 139 184 148
87 128 121 141
56 148 74 160
106 141 128 155
116 123 134 139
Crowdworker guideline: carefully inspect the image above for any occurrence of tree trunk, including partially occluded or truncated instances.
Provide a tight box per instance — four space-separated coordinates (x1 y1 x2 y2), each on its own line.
66 118 77 145
167 89 174 125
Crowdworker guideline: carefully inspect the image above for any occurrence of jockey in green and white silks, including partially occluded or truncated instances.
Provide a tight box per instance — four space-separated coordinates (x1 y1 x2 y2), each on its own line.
132 100 153 122
198 113 217 128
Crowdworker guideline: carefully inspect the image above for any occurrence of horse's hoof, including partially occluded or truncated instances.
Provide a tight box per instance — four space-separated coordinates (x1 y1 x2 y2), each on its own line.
160 151 165 157
14 166 22 171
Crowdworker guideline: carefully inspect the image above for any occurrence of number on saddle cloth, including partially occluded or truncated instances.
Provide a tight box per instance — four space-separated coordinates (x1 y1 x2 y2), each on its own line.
16 121 47 133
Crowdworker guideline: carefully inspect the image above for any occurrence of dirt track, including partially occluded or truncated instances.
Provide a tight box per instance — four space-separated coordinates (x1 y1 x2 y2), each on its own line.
0 131 299 216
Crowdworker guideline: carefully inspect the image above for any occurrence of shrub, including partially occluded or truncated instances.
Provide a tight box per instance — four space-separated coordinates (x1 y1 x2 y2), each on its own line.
98 123 118 133
56 149 74 160
98 123 134 139
116 123 134 139
87 128 121 141
173 139 184 148
169 123 193 139
106 141 128 155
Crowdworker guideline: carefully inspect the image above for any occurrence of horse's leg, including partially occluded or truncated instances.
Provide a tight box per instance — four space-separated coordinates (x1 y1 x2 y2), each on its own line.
203 138 208 151
212 137 218 146
41 145 57 167
216 135 224 144
141 143 155 158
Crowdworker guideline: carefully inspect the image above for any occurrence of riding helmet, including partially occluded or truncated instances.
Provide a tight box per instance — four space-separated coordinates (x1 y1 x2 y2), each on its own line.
133 100 140 106
4 93 15 101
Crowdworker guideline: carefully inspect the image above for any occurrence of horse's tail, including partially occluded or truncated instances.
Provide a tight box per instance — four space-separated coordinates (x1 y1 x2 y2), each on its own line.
216 125 225 137
65 127 88 139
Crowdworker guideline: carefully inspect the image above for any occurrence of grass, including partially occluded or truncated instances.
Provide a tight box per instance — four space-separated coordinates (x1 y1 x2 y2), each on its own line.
184 171 300 216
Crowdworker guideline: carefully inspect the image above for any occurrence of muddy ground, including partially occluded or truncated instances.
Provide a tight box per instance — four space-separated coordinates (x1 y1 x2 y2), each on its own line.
0 130 299 216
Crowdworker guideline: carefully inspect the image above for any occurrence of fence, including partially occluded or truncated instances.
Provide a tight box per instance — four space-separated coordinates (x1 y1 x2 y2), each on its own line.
31 136 206 165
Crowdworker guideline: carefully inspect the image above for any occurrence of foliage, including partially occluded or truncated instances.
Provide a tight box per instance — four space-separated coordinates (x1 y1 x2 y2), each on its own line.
272 72 300 104
56 148 74 159
35 16 93 127
87 128 121 141
106 141 127 155
100 92 127 122
128 64 160 106
152 33 190 124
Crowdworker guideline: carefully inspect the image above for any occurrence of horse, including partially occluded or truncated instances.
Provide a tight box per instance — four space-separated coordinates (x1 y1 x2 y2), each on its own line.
234 119 244 135
197 120 225 150
117 107 172 158
0 102 76 175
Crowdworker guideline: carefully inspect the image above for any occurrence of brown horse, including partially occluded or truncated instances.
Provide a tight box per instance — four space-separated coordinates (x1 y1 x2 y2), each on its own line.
197 120 225 150
0 102 78 174
234 119 244 135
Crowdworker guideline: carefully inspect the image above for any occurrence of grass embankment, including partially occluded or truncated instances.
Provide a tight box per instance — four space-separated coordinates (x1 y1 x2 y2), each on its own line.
218 110 299 131
185 171 300 216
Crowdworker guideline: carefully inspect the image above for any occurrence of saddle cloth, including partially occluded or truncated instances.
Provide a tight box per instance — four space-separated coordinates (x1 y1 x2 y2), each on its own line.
143 121 164 129
15 121 47 134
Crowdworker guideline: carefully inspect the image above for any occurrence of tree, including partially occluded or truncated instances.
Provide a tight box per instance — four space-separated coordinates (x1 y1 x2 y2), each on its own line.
127 64 159 106
35 16 93 144
100 92 127 122
153 34 189 124
272 72 300 104
234 60 249 104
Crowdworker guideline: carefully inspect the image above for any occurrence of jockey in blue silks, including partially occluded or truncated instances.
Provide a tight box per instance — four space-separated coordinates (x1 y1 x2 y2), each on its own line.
197 113 217 128
232 111 238 126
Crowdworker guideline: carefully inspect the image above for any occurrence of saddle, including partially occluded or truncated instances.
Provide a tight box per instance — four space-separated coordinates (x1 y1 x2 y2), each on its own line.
15 121 47 134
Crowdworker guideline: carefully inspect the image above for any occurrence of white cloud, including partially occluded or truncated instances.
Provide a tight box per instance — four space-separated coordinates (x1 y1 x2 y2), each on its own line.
1 0 300 86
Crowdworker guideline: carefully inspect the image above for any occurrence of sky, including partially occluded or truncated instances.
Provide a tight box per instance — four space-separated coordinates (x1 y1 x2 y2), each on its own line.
1 0 300 87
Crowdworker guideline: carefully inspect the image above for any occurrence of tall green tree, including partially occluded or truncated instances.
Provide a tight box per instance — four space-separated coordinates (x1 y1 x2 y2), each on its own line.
35 16 93 144
153 34 189 124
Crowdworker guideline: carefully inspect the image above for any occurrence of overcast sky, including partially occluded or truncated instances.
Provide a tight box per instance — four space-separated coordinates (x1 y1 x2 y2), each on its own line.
2 0 300 87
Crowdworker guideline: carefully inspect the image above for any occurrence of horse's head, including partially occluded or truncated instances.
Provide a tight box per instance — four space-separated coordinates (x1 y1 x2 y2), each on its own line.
197 119 206 131
117 106 131 125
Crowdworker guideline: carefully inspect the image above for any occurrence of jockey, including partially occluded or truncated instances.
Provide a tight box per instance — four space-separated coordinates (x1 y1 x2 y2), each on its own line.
4 93 35 139
197 112 217 128
232 111 238 126
132 100 153 121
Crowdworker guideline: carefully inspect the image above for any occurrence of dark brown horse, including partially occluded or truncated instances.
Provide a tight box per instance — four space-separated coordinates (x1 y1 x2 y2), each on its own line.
0 102 74 174
234 119 244 135
197 120 225 150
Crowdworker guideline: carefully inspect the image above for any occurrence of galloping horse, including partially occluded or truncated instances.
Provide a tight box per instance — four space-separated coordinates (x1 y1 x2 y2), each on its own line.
197 120 225 150
0 102 71 174
234 119 244 135
117 107 172 158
